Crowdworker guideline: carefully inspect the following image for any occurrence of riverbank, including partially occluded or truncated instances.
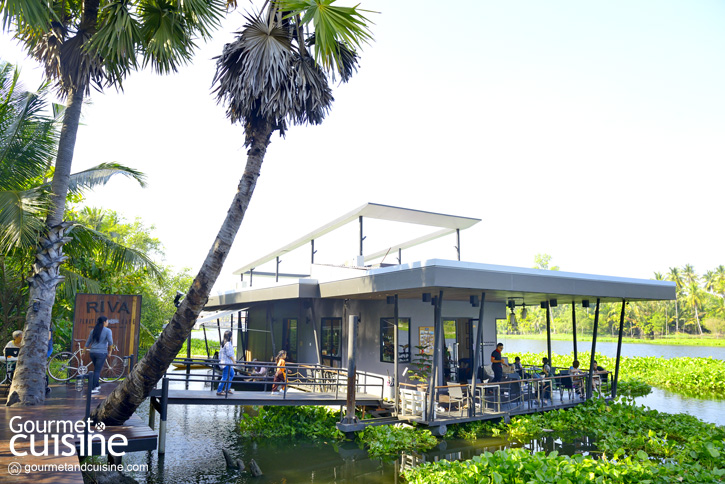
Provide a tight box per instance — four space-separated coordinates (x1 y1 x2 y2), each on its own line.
504 333 725 347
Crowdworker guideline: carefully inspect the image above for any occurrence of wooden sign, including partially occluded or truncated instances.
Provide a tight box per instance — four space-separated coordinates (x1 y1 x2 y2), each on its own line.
72 294 142 359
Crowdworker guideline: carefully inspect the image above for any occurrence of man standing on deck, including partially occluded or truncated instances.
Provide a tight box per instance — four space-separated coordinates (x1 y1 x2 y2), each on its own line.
490 343 509 383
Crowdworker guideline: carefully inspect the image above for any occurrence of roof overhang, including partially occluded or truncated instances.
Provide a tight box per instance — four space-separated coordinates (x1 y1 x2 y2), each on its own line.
206 280 320 310
316 260 676 305
232 203 480 275
208 259 675 311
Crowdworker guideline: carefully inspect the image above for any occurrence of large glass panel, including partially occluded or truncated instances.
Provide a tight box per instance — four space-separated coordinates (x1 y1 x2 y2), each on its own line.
321 318 342 367
380 318 411 363
283 318 298 362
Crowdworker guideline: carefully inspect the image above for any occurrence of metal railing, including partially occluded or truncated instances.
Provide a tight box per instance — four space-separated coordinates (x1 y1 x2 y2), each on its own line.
163 358 385 400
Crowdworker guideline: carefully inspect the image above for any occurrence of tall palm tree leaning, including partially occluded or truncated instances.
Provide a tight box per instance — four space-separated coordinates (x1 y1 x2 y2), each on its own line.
2 0 225 405
1 62 160 404
92 0 374 425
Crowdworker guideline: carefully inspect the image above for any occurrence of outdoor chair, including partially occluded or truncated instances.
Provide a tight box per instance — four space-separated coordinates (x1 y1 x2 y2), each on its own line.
558 370 577 400
446 383 468 417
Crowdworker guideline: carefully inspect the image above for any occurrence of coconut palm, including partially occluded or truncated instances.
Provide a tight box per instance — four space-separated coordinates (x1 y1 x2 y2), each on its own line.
92 0 373 425
684 281 704 335
2 0 225 405
667 267 684 333
1 61 162 402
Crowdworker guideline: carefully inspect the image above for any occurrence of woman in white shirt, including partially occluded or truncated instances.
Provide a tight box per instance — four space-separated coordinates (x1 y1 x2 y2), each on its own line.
216 330 235 396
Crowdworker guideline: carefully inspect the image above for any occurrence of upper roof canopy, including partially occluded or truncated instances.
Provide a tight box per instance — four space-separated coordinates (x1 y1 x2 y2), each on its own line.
232 203 480 275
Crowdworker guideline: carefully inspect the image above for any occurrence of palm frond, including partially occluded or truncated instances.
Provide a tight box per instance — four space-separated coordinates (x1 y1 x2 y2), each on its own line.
213 10 294 133
64 223 163 282
0 62 58 189
286 53 333 125
41 162 147 196
306 32 358 82
277 0 373 73
58 266 102 300
0 188 50 252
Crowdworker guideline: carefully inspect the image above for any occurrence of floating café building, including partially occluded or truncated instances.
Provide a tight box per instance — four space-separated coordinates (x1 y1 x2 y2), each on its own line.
203 203 675 428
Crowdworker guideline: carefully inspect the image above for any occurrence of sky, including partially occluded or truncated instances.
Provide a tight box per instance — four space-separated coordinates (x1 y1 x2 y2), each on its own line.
2 0 724 295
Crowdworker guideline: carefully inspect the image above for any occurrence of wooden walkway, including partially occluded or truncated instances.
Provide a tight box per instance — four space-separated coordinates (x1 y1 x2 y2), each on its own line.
1 383 156 483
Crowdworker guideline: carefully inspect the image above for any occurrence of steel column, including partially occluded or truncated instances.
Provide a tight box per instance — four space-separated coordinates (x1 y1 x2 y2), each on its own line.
343 315 359 425
158 377 169 454
612 299 626 398
393 295 399 416
586 299 601 399
470 292 485 417
572 302 578 363
427 291 443 423
545 303 552 367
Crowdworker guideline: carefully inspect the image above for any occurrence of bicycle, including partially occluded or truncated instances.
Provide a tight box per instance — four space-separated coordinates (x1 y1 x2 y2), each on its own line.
47 339 126 382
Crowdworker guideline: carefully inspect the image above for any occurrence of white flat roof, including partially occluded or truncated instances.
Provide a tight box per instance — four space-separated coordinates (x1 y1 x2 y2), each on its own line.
207 259 675 310
232 203 480 275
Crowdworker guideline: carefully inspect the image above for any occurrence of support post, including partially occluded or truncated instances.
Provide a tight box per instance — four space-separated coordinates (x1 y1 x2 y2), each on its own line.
612 299 626 398
203 326 210 359
359 216 364 256
275 256 280 282
343 315 359 425
427 291 443 423
572 302 578 363
148 398 156 429
455 229 461 261
158 377 169 454
398 248 402 264
311 239 316 264
545 303 552 367
393 295 399 416
586 299 601 399
186 331 191 390
470 292 485 417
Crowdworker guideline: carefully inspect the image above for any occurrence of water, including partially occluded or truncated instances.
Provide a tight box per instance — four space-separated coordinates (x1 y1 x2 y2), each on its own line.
124 398 514 484
499 337 725 360
122 340 725 483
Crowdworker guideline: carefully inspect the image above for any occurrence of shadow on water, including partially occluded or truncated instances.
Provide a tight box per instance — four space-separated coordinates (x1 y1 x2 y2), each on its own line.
124 399 600 484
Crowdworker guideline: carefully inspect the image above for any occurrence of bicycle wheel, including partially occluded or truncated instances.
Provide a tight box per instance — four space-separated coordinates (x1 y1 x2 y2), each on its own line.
47 352 80 382
100 355 125 382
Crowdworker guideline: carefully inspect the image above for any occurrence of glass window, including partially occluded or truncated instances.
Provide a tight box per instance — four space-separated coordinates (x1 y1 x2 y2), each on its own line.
321 318 342 367
380 318 411 363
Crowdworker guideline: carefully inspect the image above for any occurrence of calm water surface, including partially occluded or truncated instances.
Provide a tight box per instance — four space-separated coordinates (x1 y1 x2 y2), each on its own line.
499 337 725 360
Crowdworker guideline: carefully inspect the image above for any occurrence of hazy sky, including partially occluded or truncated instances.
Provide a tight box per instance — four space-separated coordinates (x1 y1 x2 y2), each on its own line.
2 0 723 294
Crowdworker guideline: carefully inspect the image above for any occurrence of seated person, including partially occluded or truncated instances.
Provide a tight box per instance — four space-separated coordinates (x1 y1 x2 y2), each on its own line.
249 359 268 380
4 330 22 381
512 356 524 379
535 357 552 402
592 360 607 393
569 360 585 397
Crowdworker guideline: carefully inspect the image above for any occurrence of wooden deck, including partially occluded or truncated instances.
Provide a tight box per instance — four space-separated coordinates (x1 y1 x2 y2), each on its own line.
1 383 156 483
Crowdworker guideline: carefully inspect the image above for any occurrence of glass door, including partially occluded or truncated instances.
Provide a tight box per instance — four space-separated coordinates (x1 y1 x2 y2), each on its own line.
320 318 342 367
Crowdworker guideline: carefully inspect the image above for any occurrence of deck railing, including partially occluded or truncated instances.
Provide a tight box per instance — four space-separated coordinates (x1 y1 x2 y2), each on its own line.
165 358 385 400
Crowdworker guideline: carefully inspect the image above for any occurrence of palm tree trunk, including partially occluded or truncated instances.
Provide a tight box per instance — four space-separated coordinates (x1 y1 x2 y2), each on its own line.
6 87 85 406
694 305 702 335
92 120 275 425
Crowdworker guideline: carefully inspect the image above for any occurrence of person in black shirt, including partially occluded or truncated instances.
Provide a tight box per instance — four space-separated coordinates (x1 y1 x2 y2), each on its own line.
490 343 508 382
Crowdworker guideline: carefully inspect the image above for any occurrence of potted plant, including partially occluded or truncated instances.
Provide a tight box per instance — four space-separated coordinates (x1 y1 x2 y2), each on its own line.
409 345 432 390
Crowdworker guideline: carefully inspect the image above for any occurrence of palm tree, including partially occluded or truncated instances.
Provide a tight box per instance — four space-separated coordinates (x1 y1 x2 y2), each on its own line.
684 281 704 335
667 267 684 333
92 0 374 425
2 0 225 405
